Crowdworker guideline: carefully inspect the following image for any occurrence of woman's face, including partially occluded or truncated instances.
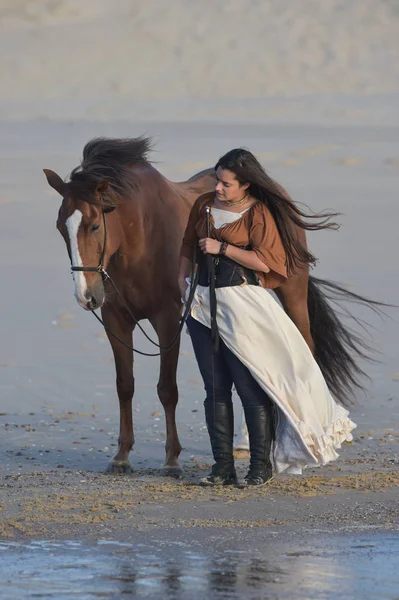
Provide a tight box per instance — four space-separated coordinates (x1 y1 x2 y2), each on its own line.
215 167 249 202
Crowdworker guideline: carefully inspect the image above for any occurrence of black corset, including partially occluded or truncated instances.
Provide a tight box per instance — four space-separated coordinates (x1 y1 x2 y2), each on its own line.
197 248 259 288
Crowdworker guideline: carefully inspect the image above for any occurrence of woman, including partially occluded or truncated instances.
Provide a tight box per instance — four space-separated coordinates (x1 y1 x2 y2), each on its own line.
178 149 356 488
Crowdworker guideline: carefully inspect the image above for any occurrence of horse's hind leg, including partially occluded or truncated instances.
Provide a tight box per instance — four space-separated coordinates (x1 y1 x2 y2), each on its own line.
103 309 135 475
150 308 183 477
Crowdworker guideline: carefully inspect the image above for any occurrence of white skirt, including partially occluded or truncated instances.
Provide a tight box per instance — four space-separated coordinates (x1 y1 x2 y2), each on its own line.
188 283 356 474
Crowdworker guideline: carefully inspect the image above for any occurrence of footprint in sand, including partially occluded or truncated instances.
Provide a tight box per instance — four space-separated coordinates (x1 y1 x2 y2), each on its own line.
333 158 362 166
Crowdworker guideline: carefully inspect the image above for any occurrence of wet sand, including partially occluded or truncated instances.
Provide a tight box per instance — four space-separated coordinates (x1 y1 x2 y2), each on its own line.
1 532 399 599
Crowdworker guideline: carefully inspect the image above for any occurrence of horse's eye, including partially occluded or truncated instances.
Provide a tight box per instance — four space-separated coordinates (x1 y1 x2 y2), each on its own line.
91 223 100 233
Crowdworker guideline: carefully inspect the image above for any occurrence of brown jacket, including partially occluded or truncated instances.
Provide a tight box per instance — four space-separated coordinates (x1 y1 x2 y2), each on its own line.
180 192 287 289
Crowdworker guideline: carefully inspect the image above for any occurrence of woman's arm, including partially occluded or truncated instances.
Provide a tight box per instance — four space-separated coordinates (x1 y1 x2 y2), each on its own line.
198 238 270 273
225 244 270 273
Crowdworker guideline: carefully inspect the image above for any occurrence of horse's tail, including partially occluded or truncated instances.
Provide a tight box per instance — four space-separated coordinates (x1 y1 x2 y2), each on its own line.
307 275 391 406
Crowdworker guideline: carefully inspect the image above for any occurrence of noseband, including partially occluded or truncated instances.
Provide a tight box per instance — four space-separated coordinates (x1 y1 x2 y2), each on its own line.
70 210 108 281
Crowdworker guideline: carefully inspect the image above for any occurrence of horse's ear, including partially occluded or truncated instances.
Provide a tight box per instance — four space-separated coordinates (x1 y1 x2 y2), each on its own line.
43 169 66 196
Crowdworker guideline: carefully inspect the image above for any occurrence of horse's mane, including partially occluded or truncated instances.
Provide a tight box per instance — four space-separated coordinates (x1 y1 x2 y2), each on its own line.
68 136 152 207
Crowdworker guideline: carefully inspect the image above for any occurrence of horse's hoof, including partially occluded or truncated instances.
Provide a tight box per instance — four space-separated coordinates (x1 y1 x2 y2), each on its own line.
162 465 184 479
105 461 133 475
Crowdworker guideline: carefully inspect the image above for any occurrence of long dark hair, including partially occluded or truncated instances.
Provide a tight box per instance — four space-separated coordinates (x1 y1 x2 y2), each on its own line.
215 148 339 274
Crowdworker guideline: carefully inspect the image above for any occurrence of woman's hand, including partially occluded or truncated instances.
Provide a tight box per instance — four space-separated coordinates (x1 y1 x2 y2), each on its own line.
199 238 222 255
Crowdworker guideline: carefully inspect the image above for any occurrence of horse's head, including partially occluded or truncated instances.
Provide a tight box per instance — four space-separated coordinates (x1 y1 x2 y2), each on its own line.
44 168 116 311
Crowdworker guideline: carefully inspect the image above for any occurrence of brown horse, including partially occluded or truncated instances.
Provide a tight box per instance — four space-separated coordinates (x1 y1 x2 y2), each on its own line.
44 137 379 475
44 138 217 475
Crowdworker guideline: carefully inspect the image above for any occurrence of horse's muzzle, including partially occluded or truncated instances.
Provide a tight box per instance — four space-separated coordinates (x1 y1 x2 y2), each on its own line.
82 279 105 311
86 295 103 310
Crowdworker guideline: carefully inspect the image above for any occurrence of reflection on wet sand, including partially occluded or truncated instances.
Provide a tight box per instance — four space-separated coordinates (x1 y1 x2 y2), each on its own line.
1 533 398 599
100 552 286 598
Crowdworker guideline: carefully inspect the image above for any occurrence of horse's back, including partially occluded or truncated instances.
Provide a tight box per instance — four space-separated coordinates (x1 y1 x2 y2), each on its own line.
170 168 216 206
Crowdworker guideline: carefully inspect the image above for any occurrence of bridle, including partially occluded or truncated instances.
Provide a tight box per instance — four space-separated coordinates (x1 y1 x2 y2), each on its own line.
70 210 198 357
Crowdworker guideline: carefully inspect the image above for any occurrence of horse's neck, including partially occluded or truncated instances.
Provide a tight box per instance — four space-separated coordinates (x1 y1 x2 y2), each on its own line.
108 164 215 277
108 178 171 271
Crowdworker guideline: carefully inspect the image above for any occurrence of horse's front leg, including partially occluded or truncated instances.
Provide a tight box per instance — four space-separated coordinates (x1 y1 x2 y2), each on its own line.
150 307 183 477
103 307 135 474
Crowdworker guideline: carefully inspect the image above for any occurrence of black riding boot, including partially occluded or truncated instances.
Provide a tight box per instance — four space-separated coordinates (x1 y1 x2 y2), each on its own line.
199 402 237 486
238 404 274 488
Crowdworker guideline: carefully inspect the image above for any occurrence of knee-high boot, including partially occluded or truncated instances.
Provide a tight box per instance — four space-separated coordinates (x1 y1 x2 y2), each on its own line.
199 402 237 486
239 404 274 488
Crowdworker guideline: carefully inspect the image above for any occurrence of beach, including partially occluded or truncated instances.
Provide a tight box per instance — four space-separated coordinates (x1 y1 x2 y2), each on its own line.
0 1 398 598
